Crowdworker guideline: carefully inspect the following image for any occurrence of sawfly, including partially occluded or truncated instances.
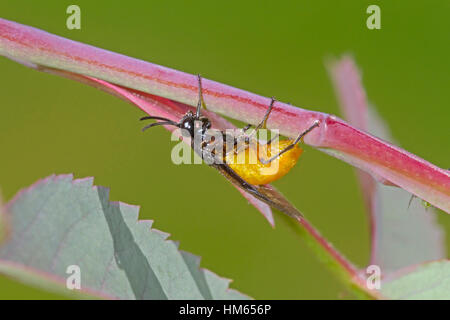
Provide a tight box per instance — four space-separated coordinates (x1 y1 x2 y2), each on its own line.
140 75 320 220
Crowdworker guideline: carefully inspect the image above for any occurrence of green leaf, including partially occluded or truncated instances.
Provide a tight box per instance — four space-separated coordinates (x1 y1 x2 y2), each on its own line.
381 260 450 299
0 175 249 300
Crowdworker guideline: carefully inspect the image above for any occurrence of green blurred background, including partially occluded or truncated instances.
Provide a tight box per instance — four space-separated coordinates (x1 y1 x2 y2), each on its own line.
0 1 449 299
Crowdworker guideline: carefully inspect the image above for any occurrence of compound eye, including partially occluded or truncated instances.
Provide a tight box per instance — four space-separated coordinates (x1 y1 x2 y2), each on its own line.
183 120 192 130
180 120 193 137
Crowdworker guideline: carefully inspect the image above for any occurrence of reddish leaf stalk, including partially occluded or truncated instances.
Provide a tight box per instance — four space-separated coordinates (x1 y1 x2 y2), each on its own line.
296 218 383 299
23 66 376 297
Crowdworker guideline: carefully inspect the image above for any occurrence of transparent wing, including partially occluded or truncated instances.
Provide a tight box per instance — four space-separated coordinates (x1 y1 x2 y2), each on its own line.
212 163 304 220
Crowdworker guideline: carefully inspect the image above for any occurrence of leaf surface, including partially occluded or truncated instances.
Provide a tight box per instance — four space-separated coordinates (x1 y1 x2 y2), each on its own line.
0 175 249 300
382 260 450 299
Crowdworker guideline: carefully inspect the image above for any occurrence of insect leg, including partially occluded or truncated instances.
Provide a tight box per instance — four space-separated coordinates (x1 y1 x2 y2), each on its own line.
228 98 275 157
259 133 280 146
232 124 252 154
254 97 276 131
244 97 276 145
259 120 320 164
196 74 207 118
224 135 252 158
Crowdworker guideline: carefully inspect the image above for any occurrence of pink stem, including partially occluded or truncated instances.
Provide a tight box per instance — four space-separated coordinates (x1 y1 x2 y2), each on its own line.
0 18 448 213
295 217 383 299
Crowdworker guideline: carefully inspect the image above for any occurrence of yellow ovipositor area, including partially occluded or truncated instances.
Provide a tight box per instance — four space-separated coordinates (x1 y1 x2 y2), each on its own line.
225 140 303 185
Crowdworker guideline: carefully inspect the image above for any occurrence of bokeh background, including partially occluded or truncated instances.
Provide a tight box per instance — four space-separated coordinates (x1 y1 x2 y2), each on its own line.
0 1 449 299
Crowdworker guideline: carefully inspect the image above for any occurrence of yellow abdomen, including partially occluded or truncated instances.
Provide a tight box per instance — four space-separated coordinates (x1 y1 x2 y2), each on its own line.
225 140 303 185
